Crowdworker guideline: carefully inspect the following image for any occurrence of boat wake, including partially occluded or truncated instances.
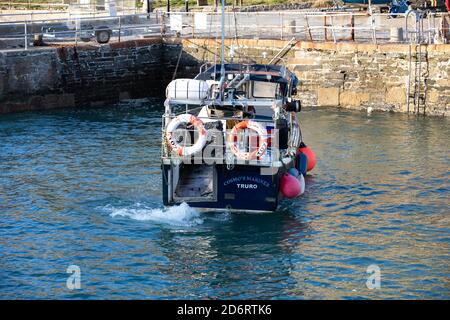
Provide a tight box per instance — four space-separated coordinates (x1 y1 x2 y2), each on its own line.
105 202 203 227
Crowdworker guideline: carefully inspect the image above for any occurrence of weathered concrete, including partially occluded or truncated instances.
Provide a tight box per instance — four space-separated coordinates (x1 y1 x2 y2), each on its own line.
182 38 450 116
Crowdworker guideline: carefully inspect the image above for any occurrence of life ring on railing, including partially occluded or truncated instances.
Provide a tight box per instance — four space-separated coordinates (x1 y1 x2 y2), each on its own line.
227 120 268 161
165 114 207 156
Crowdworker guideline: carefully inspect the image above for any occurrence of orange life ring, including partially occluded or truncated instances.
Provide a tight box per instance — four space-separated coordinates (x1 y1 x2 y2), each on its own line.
165 114 207 156
227 120 268 161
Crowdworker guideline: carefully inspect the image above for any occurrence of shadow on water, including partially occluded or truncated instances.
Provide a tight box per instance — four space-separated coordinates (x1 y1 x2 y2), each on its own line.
0 100 448 299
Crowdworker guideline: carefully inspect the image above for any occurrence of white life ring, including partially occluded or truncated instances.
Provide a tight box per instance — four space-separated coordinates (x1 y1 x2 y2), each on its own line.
227 120 268 161
165 114 207 156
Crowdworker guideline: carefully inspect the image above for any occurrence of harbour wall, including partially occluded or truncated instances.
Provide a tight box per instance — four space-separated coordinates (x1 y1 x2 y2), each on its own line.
0 37 449 116
0 38 198 113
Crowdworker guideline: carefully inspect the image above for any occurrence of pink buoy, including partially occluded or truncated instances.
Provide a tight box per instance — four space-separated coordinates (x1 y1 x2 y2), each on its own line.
280 173 301 199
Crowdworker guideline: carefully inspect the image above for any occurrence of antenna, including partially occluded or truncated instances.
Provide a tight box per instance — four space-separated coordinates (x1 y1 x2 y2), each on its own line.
217 0 226 101
220 0 225 80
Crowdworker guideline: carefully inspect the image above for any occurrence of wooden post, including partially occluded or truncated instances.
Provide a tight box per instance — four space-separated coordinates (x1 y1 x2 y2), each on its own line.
280 12 283 40
331 16 336 43
351 13 355 41
118 16 121 42
192 12 195 38
305 15 313 42
324 16 328 41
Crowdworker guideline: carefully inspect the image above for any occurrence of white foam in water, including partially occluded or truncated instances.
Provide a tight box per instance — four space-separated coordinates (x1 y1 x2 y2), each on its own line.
107 202 203 227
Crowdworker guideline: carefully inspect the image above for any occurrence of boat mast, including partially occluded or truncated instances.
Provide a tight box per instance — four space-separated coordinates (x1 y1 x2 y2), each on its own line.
218 0 226 101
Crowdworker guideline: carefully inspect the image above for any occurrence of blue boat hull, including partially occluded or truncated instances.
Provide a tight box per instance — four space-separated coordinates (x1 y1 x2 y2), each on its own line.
162 164 287 212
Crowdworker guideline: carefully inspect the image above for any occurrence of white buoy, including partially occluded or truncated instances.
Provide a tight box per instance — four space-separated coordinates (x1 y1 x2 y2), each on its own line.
367 107 373 115
298 174 305 196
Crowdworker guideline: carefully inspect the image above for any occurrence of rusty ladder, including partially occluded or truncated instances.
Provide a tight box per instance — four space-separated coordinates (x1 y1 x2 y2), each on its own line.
406 11 429 115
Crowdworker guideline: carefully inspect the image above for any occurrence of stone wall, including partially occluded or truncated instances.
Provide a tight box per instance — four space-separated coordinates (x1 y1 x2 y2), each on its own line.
291 42 450 117
182 38 450 117
0 38 195 114
1 37 449 116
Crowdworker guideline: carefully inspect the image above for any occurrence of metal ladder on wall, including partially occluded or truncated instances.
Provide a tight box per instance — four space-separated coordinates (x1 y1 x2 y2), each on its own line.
406 10 429 115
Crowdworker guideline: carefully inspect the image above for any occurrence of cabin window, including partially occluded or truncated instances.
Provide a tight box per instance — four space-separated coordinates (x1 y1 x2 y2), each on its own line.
252 81 279 99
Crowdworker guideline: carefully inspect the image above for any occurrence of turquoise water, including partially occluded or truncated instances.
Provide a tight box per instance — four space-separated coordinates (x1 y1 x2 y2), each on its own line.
0 99 449 299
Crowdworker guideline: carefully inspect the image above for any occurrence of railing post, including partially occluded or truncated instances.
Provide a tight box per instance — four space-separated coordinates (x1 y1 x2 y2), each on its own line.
405 11 410 43
24 21 28 50
280 12 283 40
351 13 355 41
331 15 336 43
427 12 432 44
256 12 260 39
119 16 121 42
305 15 313 42
191 12 195 38
75 18 78 47
371 14 377 44
160 13 166 36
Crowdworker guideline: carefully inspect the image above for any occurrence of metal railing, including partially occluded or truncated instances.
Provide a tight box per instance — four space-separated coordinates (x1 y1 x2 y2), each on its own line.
162 111 280 167
161 11 449 44
0 4 138 21
0 12 164 49
0 10 448 51
0 1 68 11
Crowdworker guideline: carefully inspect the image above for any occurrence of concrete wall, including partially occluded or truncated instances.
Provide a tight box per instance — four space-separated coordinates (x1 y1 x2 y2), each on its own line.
182 39 450 117
0 38 198 114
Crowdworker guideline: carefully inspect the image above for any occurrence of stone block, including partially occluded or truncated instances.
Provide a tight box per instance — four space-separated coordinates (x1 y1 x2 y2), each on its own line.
339 91 370 107
317 87 339 107
427 89 440 103
386 87 406 104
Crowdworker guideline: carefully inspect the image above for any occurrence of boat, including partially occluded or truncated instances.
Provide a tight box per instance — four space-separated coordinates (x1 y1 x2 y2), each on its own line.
160 1 316 213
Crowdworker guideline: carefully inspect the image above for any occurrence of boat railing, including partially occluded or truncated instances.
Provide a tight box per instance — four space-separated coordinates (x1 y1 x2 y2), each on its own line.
161 112 285 168
198 62 214 75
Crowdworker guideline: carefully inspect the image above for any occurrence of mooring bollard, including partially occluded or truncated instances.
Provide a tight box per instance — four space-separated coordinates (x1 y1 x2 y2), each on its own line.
390 27 404 43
